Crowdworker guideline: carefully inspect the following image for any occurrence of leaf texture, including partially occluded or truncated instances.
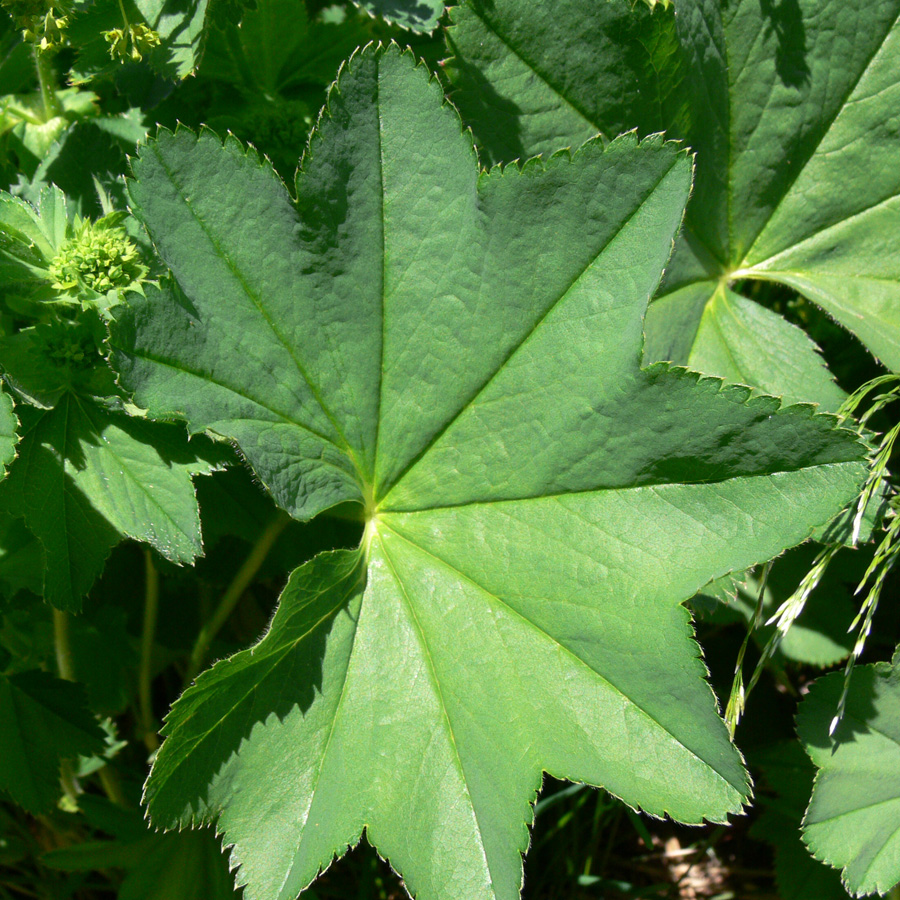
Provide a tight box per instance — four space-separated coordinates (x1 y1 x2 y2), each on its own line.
0 384 17 479
352 0 445 31
112 45 869 900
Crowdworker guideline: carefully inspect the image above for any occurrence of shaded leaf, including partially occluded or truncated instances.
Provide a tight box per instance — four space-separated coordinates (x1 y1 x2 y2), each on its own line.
0 396 222 611
798 655 900 896
0 670 104 813
69 0 210 83
45 798 239 900
0 512 43 598
353 0 444 32
749 742 854 900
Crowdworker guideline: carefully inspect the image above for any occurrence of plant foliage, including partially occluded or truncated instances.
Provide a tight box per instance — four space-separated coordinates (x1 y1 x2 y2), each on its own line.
0 2 899 899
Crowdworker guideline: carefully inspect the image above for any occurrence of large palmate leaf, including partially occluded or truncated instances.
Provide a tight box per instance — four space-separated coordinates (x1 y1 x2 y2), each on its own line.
446 0 900 383
111 46 868 900
0 670 105 813
798 653 900 897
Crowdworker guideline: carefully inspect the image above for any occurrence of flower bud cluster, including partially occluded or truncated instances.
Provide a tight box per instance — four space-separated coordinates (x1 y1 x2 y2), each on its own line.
1 0 69 49
104 23 161 61
48 220 148 295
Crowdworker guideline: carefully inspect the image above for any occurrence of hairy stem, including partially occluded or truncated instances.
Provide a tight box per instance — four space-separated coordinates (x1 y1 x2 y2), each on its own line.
139 549 160 752
34 47 62 120
185 511 290 684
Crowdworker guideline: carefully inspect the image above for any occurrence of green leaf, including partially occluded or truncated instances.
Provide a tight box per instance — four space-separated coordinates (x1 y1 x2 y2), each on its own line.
444 0 681 169
352 0 445 32
798 654 900 897
0 512 43 598
0 186 66 290
0 670 105 813
643 282 845 412
670 0 900 372
45 821 239 900
749 742 853 900
447 0 900 373
201 0 372 95
0 382 17 479
113 46 868 900
0 396 222 611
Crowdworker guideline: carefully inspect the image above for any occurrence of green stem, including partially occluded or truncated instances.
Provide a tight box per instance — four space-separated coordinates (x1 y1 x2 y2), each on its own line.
52 610 80 806
185 511 290 684
34 47 62 120
53 609 76 682
139 550 160 753
97 766 130 808
2 103 45 125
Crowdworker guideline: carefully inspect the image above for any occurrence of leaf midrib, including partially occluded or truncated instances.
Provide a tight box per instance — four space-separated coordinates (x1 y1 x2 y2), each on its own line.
75 397 198 553
122 346 357 482
379 459 863 514
143 140 365 483
377 154 682 506
379 520 747 799
378 535 496 895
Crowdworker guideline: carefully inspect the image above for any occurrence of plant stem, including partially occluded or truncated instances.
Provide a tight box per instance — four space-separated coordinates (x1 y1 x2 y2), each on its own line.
52 610 80 806
139 549 160 753
53 609 76 681
97 766 130 808
185 511 290 684
2 103 45 125
33 47 62 120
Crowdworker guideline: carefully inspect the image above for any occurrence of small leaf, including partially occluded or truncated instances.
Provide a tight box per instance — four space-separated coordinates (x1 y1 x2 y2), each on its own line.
1 396 223 611
798 657 900 897
0 383 18 479
643 282 845 412
0 670 105 814
113 46 869 900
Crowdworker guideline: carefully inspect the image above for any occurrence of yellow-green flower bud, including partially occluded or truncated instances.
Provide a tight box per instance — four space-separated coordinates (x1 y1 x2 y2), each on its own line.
48 220 148 296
